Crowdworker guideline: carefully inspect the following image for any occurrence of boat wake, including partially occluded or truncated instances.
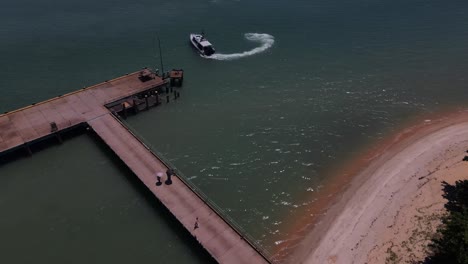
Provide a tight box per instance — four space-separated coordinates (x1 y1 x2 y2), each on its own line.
203 33 274 61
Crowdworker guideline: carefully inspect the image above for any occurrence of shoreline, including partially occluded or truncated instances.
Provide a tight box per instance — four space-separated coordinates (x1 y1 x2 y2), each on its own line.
276 109 468 263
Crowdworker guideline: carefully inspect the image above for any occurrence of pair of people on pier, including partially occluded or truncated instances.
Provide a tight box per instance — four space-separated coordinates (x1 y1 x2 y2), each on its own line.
155 169 174 186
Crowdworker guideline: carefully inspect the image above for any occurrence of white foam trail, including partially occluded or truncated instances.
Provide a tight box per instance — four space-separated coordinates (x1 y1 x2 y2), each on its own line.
203 33 275 61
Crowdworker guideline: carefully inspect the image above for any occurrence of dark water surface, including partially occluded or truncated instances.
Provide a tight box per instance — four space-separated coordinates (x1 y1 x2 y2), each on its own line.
1 0 468 262
0 136 214 263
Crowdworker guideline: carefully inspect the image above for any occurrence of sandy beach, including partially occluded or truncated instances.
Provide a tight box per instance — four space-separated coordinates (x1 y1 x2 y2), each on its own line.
285 110 468 264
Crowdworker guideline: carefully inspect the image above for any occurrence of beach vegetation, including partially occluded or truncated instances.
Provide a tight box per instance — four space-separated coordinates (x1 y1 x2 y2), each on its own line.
426 180 468 264
385 245 401 264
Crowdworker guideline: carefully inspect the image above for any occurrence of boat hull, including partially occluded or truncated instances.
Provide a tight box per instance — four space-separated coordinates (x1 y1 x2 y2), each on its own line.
189 34 215 57
189 34 203 55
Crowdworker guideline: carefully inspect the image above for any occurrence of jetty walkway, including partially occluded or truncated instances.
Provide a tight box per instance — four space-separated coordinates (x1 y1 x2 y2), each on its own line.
0 69 271 264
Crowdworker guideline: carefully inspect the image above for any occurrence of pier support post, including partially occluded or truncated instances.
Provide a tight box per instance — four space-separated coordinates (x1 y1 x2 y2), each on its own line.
55 133 63 144
145 95 149 110
133 99 139 113
174 91 177 100
122 103 127 119
166 95 170 103
24 144 32 156
165 86 169 94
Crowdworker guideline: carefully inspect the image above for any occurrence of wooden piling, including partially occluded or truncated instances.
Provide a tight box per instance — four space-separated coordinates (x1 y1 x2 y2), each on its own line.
122 103 127 118
133 99 139 113
24 144 32 156
55 133 63 144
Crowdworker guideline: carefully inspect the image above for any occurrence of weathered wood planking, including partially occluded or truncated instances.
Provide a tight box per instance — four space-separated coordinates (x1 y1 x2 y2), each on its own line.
88 114 269 264
0 69 270 264
0 70 164 153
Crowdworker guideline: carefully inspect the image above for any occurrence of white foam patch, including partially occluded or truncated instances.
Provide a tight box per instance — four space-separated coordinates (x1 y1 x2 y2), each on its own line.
203 33 274 61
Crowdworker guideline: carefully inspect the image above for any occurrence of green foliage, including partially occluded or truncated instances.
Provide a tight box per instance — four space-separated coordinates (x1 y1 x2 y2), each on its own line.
385 246 401 264
441 180 468 214
427 180 468 264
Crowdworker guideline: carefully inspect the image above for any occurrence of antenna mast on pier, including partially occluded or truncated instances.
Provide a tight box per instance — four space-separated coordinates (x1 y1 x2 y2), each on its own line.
157 36 164 76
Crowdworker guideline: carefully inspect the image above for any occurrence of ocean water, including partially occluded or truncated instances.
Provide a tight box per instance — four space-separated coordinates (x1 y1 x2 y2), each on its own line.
1 0 468 262
0 135 214 263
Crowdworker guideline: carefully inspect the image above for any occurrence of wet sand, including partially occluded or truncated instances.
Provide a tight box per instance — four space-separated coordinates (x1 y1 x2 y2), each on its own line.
285 110 468 263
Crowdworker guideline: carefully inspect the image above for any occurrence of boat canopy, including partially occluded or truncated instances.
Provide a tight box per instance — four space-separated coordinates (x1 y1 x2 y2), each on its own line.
190 34 215 56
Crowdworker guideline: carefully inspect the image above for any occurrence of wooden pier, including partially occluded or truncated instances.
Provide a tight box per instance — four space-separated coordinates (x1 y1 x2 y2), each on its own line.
0 69 271 264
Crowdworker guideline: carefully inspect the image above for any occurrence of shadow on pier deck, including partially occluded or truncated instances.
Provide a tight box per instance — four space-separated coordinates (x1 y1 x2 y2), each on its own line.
0 69 272 264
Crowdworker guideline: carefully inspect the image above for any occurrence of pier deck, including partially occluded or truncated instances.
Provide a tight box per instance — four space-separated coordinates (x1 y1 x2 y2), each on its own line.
89 114 268 264
0 70 270 264
0 69 163 153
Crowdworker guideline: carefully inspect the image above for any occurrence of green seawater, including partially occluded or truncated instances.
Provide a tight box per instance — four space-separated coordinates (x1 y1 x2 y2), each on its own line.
0 136 214 263
1 0 468 262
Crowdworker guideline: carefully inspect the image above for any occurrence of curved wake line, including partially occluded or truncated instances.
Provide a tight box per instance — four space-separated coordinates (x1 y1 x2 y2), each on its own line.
203 33 274 61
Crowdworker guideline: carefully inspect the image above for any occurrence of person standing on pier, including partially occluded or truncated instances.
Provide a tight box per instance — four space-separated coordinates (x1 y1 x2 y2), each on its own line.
155 172 163 186
165 169 174 185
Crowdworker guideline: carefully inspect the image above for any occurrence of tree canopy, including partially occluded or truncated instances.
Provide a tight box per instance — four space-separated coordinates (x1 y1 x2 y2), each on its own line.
427 180 468 264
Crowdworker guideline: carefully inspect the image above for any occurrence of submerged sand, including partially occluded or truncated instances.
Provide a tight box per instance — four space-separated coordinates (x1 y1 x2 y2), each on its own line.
288 111 468 264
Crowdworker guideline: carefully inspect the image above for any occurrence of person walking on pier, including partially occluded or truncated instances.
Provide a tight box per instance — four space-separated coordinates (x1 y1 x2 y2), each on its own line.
165 169 174 185
194 217 199 230
156 172 163 186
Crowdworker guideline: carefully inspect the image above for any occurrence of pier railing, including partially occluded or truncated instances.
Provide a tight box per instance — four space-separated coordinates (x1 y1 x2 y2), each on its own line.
113 115 274 263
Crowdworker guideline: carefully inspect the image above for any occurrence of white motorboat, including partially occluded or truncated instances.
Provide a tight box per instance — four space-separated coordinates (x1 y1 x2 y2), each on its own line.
189 33 215 56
